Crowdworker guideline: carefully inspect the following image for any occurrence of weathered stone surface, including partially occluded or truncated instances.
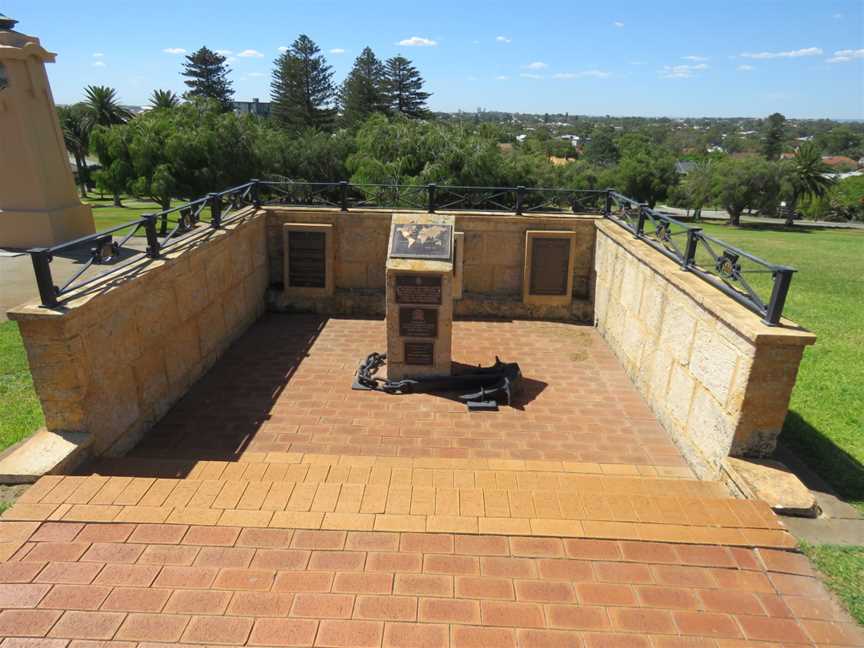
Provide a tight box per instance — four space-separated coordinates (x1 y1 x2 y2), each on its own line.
725 457 819 518
0 430 92 483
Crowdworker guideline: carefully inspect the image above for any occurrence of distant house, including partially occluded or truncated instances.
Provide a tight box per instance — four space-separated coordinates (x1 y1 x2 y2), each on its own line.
497 143 514 154
821 155 859 170
234 98 271 117
675 161 697 175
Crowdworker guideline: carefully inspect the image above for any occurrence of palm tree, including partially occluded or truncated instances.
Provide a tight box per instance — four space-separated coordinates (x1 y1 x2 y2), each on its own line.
57 104 92 197
783 143 834 226
149 89 180 110
83 85 132 127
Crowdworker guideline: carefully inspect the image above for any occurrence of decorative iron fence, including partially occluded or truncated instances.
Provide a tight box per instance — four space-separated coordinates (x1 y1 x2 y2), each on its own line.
25 180 794 326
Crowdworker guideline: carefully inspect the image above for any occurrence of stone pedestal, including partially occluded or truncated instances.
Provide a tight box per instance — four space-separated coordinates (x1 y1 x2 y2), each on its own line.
385 214 455 380
0 16 95 248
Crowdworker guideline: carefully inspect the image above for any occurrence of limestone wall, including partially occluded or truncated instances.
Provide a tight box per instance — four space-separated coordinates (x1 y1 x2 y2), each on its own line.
7 209 268 456
265 207 596 321
593 221 815 478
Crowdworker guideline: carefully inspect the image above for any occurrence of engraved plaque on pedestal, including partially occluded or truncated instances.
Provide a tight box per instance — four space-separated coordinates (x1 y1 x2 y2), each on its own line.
395 275 442 304
389 223 453 260
529 237 570 295
399 307 438 338
404 341 434 365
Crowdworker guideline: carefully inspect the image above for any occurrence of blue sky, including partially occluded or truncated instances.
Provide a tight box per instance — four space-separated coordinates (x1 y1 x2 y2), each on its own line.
7 0 864 119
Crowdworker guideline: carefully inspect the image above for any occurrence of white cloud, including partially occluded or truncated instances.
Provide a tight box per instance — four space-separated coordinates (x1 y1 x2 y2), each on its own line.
613 21 624 28
827 48 864 63
238 49 264 58
520 73 544 79
495 75 510 80
92 52 104 58
740 47 822 59
682 55 708 61
553 69 611 79
162 47 186 55
397 36 437 47
495 36 512 43
248 72 267 77
277 46 289 53
660 63 708 78
329 48 346 54
523 61 548 70
215 49 233 56
628 60 647 65
737 64 755 71
92 61 106 68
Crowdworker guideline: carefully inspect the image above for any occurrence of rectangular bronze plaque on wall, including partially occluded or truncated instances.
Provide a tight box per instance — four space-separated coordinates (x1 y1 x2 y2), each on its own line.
395 275 442 304
404 341 434 365
399 307 438 338
529 237 570 295
287 230 326 288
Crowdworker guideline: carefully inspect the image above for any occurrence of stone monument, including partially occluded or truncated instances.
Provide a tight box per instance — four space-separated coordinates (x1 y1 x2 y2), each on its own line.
385 213 455 380
0 14 95 248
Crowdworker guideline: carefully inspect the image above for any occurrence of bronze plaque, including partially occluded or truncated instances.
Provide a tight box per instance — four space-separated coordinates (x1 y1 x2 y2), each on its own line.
529 237 570 296
399 307 438 338
390 223 453 260
395 274 442 304
405 341 434 365
288 230 326 288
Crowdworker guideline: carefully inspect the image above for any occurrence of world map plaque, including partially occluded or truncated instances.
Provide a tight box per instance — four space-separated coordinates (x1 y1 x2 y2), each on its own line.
389 223 453 261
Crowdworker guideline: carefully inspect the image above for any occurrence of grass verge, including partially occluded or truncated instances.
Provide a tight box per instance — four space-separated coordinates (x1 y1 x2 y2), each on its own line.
801 543 864 625
0 320 44 452
699 223 864 511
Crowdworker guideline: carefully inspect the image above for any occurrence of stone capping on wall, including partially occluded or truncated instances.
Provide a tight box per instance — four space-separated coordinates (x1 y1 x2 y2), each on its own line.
593 220 815 479
7 207 269 460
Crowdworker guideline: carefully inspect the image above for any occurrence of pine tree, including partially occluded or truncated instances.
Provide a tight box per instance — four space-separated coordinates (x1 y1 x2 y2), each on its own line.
181 47 234 111
339 47 387 127
761 112 786 161
384 56 431 118
271 35 336 131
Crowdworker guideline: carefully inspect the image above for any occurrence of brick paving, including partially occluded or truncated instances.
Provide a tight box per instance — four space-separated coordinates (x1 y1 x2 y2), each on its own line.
2 315 861 644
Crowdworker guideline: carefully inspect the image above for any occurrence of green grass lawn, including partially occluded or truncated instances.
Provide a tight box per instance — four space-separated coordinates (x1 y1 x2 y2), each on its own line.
802 543 864 625
84 195 175 232
698 223 864 511
0 320 44 451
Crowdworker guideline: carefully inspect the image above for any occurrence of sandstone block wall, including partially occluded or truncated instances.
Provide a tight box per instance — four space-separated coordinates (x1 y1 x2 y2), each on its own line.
265 208 596 321
8 210 268 456
593 221 815 478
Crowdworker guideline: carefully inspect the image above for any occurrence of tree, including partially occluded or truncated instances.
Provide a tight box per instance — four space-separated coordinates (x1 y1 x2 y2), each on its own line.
90 125 133 207
679 161 714 220
57 104 92 197
761 112 786 160
149 89 180 110
271 35 337 131
583 127 619 166
339 47 387 127
83 85 132 127
781 142 834 226
616 150 678 207
384 56 430 118
181 47 234 111
712 157 780 226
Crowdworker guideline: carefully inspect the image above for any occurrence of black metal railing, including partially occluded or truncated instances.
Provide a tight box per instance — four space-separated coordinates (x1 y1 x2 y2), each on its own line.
605 192 795 326
27 180 794 326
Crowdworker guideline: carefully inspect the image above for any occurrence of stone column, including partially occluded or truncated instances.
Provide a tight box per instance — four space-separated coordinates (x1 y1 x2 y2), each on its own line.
385 214 455 380
0 14 95 248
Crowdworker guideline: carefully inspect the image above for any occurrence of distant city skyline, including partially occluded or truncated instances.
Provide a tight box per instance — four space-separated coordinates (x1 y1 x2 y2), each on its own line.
6 0 864 120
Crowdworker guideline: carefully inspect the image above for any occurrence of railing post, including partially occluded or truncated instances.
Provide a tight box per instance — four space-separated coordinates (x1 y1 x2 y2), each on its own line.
29 248 58 308
427 183 437 213
515 186 526 215
683 227 701 269
209 193 221 228
143 214 160 259
604 189 612 216
763 267 794 326
250 179 261 208
159 211 168 237
635 204 647 238
340 181 349 212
